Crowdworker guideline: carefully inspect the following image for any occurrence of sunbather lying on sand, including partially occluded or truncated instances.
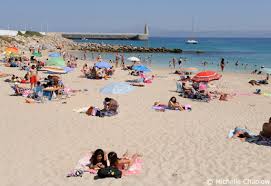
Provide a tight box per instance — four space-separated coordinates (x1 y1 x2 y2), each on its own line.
249 74 269 86
108 151 141 171
228 117 271 146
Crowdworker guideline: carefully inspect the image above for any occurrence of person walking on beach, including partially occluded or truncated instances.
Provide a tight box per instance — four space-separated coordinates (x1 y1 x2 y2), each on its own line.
172 58 176 69
148 55 152 66
220 58 225 72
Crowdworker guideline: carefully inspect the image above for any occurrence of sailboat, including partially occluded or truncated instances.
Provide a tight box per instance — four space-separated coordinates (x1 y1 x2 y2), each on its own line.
186 18 199 44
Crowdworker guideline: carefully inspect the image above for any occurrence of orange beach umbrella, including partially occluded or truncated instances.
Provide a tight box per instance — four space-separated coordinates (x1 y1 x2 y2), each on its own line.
6 47 19 54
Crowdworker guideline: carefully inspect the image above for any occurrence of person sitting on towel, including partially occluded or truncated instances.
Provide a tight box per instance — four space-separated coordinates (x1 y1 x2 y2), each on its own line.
168 97 184 111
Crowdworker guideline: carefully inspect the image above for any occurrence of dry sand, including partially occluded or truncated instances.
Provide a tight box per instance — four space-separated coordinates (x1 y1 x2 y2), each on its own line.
0 62 271 186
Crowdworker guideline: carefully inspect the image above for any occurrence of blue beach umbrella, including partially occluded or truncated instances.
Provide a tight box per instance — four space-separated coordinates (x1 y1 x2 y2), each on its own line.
100 82 135 95
95 61 112 69
132 65 151 72
49 53 61 57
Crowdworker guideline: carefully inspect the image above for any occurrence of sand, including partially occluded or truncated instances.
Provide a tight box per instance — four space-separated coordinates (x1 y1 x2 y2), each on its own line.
0 62 271 186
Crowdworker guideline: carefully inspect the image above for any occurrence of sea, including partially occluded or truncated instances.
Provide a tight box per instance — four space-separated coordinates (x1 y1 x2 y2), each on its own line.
73 37 271 72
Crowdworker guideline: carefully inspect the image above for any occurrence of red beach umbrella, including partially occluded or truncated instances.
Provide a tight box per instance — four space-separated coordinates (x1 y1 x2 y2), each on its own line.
6 47 18 54
192 70 222 82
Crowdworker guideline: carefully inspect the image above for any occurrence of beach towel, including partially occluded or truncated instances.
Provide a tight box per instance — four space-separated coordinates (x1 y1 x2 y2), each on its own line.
67 154 143 177
152 104 192 111
122 157 143 176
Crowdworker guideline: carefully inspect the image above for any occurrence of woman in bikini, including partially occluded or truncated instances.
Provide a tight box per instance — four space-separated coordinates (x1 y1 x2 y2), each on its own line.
168 96 184 111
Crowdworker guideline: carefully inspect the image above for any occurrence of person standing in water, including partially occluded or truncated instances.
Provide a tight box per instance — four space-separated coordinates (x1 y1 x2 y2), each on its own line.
172 58 176 69
115 53 120 68
169 60 172 69
220 58 225 72
178 57 183 67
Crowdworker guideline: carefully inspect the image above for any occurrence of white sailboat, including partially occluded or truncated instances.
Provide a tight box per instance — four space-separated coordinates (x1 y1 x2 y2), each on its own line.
186 18 199 44
186 39 198 44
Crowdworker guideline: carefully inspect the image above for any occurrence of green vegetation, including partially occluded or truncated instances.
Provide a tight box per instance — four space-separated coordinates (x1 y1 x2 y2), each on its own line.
17 31 43 37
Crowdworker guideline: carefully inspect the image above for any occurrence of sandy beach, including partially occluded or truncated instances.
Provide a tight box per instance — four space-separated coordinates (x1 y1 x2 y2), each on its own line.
0 60 271 186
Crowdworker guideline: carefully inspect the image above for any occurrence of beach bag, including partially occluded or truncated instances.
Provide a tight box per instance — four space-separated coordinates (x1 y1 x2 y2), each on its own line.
97 167 122 179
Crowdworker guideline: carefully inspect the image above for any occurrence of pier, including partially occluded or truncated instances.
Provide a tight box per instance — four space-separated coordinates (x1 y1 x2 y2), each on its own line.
62 25 149 41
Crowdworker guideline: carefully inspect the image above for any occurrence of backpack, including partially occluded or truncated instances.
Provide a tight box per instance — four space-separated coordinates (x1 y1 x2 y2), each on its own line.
97 167 122 179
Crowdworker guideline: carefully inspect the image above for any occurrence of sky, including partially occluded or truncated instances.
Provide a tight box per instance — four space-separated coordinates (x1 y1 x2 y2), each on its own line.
0 0 271 37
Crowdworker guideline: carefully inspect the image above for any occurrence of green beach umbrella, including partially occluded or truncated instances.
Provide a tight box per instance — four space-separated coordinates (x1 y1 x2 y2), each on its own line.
46 57 66 67
33 51 42 57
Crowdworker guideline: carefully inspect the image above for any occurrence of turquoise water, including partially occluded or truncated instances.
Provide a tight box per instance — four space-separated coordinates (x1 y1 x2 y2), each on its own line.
74 37 271 72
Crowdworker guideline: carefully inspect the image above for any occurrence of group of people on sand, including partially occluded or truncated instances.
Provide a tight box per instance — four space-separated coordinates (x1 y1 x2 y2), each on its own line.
176 76 211 102
229 117 271 147
11 74 65 102
7 64 39 89
81 63 115 80
68 149 141 178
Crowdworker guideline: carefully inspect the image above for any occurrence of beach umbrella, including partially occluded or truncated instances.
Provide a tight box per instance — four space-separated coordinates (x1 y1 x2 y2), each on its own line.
262 68 271 74
192 70 222 82
132 65 151 72
95 61 112 69
100 82 135 95
6 47 18 54
49 52 61 57
127 57 140 62
46 57 66 67
32 51 42 57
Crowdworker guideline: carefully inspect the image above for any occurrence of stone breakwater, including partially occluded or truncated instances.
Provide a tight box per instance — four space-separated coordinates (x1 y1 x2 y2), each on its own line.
71 43 182 53
0 33 183 54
